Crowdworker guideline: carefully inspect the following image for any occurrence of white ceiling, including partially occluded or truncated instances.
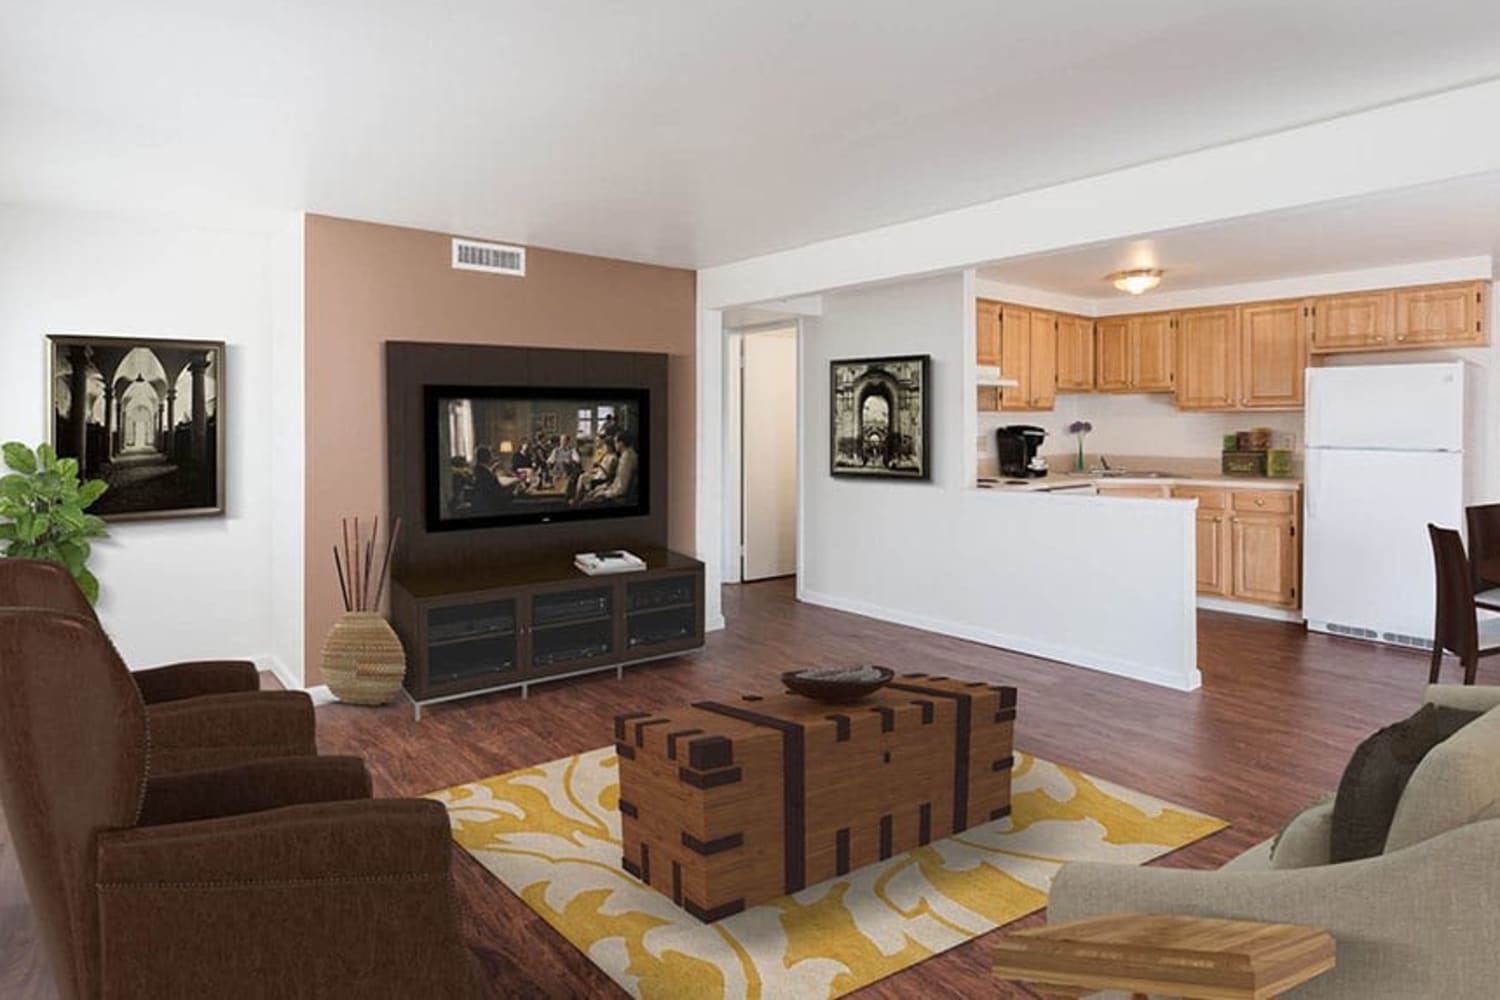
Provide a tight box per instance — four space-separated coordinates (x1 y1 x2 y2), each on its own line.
977 172 1500 300
7 1 1500 268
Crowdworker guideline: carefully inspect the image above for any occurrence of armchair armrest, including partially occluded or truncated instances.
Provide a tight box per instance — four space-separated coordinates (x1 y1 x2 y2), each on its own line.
146 691 316 775
138 755 371 827
96 799 480 999
1424 684 1500 714
1048 819 1500 999
132 659 260 703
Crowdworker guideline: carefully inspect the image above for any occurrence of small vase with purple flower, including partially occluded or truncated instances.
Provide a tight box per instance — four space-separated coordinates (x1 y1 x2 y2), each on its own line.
1068 420 1092 472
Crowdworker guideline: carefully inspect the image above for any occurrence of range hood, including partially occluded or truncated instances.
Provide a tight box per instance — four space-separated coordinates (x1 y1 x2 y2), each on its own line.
977 364 1020 388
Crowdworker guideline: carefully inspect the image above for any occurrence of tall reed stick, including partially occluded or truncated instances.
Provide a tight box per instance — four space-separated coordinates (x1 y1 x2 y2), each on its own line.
334 514 402 614
371 516 402 610
333 545 351 612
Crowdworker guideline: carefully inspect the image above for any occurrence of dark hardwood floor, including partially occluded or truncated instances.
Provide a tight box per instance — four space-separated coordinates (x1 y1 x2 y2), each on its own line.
1 579 1459 998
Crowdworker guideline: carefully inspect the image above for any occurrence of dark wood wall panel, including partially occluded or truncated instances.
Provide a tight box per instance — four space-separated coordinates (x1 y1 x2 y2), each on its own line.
386 342 671 579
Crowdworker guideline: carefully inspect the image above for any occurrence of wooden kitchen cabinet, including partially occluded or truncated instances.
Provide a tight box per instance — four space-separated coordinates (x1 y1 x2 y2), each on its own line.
1172 487 1231 596
1393 281 1486 348
1239 300 1306 408
1310 290 1393 353
1055 314 1095 390
999 305 1057 411
976 298 1002 367
1096 484 1172 499
1095 318 1131 391
1175 308 1239 409
1096 314 1174 392
1130 313 1176 391
1230 512 1299 607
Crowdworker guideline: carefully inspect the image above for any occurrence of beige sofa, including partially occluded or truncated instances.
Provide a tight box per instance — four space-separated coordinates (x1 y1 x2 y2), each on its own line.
1048 685 1500 999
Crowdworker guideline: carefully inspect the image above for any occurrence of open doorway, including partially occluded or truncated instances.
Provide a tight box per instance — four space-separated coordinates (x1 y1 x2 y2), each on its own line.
724 323 799 583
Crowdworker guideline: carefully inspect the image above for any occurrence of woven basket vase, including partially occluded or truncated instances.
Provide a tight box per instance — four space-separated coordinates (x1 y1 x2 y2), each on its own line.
321 612 407 706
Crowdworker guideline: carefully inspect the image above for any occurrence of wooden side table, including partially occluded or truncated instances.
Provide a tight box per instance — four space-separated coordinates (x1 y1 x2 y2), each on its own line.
993 913 1335 999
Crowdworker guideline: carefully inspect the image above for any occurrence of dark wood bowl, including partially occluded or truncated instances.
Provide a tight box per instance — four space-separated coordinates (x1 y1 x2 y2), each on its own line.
781 665 895 703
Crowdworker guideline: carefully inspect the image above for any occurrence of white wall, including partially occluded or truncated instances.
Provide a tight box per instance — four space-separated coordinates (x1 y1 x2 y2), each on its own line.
268 215 306 685
799 273 1199 690
0 204 301 677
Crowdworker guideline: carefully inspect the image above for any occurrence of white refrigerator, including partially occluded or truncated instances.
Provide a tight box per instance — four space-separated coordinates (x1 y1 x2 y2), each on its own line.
1303 361 1472 647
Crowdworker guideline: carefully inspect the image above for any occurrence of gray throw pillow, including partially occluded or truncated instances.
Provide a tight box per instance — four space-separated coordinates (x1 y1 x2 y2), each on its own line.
1330 705 1482 863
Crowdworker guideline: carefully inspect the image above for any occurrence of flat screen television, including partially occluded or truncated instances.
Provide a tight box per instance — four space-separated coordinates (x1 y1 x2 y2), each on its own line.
424 385 649 532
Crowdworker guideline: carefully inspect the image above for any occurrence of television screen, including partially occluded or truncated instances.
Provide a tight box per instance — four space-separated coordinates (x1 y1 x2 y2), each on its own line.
424 385 648 531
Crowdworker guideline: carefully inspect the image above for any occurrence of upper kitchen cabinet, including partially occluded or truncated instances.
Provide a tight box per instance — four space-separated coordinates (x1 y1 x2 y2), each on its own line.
1310 280 1486 354
999 304 1057 411
1309 290 1391 352
1393 281 1486 347
1130 313 1176 391
1095 317 1131 391
976 298 1002 367
1239 300 1306 408
1099 313 1176 393
1175 308 1239 409
1055 314 1095 390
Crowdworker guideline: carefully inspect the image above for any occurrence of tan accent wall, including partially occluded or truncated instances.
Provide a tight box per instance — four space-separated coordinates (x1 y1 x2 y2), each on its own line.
304 215 696 684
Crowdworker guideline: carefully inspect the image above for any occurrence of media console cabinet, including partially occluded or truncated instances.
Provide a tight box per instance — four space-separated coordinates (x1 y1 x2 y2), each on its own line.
390 548 705 719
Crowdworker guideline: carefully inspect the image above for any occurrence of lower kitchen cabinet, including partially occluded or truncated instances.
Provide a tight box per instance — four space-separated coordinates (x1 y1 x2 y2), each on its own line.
1230 513 1299 607
1169 486 1300 609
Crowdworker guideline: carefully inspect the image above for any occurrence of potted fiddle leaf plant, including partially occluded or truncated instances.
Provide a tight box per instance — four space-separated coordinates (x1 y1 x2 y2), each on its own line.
0 441 109 603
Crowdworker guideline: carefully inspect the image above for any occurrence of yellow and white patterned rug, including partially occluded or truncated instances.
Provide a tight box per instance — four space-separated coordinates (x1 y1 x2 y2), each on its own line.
428 747 1226 999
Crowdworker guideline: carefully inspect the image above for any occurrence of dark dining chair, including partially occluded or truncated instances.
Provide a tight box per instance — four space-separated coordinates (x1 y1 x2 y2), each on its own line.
1428 524 1500 684
1465 503 1500 611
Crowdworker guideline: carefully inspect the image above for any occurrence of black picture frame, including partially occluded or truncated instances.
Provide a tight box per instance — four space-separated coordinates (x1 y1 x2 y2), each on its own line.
46 334 226 520
829 354 931 480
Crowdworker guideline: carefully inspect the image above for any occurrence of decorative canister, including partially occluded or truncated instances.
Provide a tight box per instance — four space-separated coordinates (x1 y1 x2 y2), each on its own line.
321 611 407 705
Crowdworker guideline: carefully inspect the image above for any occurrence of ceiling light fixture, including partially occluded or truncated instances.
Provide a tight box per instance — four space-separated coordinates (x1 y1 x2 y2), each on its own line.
1110 268 1164 295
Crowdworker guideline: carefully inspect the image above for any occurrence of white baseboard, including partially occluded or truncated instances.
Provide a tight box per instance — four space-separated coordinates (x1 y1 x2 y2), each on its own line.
1197 596 1303 623
303 684 337 706
706 613 727 633
254 653 302 693
796 588 1202 692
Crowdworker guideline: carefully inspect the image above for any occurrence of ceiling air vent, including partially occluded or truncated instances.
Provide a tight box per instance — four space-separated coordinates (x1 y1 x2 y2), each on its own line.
451 238 526 277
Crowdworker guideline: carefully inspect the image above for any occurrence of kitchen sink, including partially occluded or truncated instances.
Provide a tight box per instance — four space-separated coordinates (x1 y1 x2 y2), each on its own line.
1091 468 1170 478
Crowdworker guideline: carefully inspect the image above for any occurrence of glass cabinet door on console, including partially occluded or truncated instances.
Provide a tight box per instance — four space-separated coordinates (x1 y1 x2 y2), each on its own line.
424 597 520 691
527 585 617 673
624 575 700 652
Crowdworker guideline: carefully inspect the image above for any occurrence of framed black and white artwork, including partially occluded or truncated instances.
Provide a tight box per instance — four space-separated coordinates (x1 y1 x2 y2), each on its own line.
47 334 226 520
829 354 930 480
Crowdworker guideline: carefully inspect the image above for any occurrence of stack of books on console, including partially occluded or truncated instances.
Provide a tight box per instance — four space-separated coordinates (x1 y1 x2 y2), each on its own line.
574 550 647 575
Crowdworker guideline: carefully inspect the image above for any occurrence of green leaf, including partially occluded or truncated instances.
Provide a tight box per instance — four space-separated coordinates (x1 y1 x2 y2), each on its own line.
0 523 16 542
76 566 99 605
2 442 36 475
56 538 87 573
28 513 50 543
83 514 108 537
57 457 79 482
36 443 57 471
77 479 108 508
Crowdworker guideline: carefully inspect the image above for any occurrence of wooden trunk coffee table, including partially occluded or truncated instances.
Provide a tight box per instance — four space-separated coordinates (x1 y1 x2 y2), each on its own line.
993 913 1336 999
613 673 1017 920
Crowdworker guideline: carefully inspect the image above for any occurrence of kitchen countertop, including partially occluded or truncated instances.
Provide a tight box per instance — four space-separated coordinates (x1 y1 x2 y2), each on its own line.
976 471 1302 494
974 453 1302 494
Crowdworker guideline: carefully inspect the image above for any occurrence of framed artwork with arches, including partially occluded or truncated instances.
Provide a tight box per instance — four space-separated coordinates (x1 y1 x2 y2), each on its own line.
829 354 930 481
46 334 226 520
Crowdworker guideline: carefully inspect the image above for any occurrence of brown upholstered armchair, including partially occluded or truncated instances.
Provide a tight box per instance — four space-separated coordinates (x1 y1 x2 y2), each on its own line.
0 558 316 774
0 609 481 1000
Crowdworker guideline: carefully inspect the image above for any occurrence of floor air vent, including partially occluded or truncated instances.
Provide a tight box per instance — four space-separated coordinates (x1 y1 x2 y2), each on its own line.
1382 632 1434 650
1326 622 1379 640
451 238 526 276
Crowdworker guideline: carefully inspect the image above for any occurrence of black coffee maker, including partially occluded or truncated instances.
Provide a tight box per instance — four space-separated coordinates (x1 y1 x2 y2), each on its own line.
996 425 1048 478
